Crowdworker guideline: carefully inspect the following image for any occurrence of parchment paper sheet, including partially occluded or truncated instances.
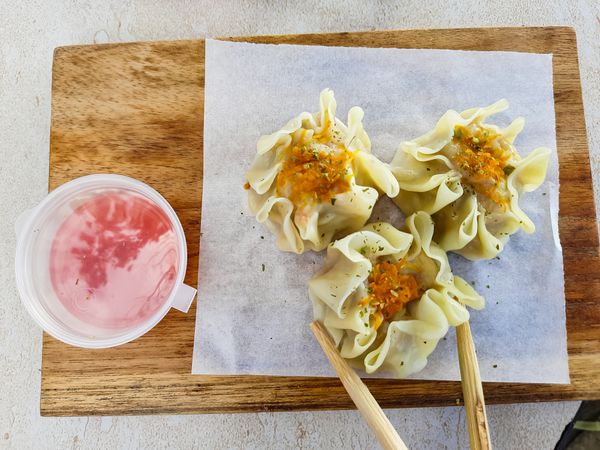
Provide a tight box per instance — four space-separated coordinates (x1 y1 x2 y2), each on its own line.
192 39 569 384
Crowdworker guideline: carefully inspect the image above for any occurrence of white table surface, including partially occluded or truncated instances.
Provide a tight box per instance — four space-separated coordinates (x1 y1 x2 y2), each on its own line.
1 1 598 449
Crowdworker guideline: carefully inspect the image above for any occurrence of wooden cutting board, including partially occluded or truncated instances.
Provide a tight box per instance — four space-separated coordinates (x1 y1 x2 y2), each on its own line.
42 27 600 416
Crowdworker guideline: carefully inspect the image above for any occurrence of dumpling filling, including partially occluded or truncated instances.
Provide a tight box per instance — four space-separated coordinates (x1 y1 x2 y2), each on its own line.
275 125 354 209
443 123 519 212
359 258 422 330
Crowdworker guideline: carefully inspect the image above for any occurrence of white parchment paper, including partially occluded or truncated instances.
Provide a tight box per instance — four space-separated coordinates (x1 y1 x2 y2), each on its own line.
192 39 569 384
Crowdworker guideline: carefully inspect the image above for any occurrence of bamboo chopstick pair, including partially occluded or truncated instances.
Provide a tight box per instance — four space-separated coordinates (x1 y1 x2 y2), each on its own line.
311 320 491 450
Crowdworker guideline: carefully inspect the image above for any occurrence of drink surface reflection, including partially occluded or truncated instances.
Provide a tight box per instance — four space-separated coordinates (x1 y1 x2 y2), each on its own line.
49 191 179 329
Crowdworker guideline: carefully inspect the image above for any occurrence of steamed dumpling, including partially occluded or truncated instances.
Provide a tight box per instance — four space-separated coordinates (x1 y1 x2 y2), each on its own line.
309 212 484 377
390 100 550 260
245 89 399 254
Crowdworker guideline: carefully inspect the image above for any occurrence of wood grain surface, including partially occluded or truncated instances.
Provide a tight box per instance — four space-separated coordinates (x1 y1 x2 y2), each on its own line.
42 27 600 416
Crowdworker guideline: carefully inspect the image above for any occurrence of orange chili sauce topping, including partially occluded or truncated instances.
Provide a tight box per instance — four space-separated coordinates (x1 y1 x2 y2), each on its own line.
359 259 421 330
275 125 353 208
449 125 513 209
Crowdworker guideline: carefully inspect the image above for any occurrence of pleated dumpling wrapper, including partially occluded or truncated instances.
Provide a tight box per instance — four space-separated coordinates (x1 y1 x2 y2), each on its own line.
309 212 484 377
245 89 399 254
390 100 551 260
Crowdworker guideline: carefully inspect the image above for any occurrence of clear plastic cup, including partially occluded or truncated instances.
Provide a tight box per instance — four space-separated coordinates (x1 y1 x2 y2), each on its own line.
15 174 196 348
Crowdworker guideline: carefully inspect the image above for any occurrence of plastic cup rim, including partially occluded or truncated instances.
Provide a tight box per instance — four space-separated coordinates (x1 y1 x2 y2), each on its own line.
14 173 189 349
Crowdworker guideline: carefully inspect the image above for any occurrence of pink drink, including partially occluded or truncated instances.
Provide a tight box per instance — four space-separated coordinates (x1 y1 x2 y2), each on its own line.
49 190 179 329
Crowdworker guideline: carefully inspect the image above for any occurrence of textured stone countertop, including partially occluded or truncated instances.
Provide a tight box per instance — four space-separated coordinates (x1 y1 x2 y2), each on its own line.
1 1 598 449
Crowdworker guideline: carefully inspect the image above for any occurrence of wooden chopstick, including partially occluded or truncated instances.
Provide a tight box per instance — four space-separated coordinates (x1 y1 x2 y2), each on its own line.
456 319 492 450
310 321 409 450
